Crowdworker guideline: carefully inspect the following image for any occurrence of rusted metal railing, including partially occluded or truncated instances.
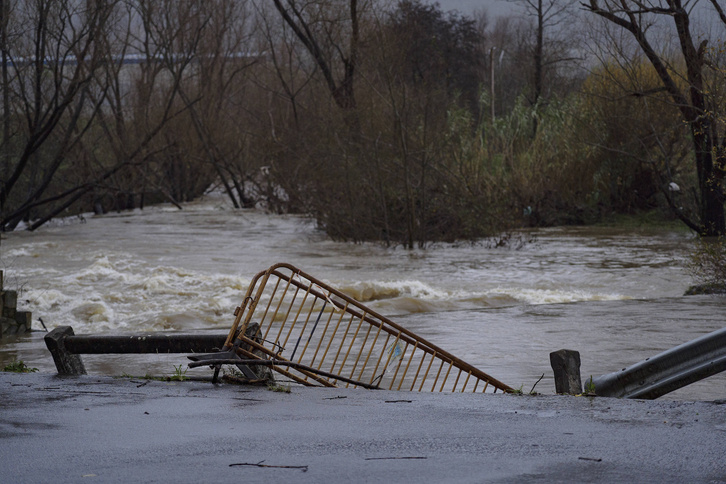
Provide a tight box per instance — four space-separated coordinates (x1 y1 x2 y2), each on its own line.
205 263 511 393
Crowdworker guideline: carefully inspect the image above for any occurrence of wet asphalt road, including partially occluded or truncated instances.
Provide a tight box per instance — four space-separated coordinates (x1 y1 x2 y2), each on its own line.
1 373 725 483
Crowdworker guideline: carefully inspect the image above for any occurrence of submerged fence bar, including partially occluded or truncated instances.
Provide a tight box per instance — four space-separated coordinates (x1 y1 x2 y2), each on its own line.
594 326 726 399
217 263 512 393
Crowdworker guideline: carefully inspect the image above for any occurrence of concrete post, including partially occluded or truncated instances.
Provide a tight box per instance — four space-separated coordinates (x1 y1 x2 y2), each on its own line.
13 311 31 332
45 326 87 375
550 349 582 395
2 289 16 317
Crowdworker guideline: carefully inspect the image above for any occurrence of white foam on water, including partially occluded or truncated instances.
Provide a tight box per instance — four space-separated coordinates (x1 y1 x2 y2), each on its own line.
3 247 34 258
74 255 131 283
332 278 631 315
71 301 113 324
347 275 629 305
336 279 451 302
14 251 250 334
23 288 72 310
489 286 630 305
11 247 638 334
2 242 59 259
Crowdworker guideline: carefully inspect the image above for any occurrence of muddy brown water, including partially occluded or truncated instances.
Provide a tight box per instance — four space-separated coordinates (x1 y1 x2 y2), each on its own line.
1 195 723 400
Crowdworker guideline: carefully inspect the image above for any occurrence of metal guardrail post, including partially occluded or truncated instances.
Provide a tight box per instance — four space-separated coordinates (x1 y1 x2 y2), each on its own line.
594 326 726 399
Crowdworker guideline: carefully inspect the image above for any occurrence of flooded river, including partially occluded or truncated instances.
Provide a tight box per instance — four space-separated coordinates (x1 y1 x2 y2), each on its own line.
1 194 724 400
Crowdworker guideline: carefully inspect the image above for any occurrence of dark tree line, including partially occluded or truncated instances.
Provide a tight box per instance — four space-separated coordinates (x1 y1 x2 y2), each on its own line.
0 0 723 242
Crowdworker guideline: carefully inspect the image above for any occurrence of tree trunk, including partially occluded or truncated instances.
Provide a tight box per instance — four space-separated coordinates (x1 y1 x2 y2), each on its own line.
0 0 9 181
534 0 544 106
693 127 726 236
586 0 726 236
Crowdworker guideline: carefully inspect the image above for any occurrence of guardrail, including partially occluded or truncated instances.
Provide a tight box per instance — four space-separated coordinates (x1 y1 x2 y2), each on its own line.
593 326 726 399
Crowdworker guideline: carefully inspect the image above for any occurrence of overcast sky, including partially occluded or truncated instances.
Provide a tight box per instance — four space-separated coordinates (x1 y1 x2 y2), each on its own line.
427 0 516 18
433 0 722 30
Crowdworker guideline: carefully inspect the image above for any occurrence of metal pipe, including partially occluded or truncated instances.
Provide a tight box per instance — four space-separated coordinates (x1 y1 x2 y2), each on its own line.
63 333 227 354
187 358 380 390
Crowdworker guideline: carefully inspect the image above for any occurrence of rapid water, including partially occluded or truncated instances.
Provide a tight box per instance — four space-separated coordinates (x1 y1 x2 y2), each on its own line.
2 195 724 400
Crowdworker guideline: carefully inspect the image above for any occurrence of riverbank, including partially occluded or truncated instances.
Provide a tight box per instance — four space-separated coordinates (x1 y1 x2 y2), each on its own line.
2 372 725 483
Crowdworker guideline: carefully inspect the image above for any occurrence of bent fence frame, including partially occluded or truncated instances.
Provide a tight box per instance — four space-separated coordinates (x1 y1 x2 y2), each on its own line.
216 263 511 393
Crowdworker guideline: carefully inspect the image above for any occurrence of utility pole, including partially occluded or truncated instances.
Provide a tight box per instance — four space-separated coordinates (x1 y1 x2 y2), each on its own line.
489 46 495 123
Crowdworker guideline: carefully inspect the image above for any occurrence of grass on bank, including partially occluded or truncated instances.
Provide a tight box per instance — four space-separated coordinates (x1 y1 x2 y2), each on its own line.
2 361 39 373
594 210 689 231
686 236 726 294
117 365 187 382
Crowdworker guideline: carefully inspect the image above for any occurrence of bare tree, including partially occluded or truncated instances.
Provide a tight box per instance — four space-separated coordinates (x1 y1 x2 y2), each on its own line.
269 0 361 112
82 0 204 213
0 0 119 230
585 0 726 236
175 0 260 209
254 0 316 129
508 0 578 107
0 0 227 230
0 0 10 180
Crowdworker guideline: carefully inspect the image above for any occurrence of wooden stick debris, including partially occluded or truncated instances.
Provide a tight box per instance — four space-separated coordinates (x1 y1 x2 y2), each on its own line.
229 461 308 472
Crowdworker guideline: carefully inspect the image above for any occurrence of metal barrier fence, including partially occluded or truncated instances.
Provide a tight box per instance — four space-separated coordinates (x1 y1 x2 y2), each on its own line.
213 263 511 393
594 326 726 399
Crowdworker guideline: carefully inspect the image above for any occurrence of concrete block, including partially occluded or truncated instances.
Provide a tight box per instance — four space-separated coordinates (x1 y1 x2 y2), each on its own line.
1 316 17 335
14 311 32 332
2 290 17 318
550 349 583 395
